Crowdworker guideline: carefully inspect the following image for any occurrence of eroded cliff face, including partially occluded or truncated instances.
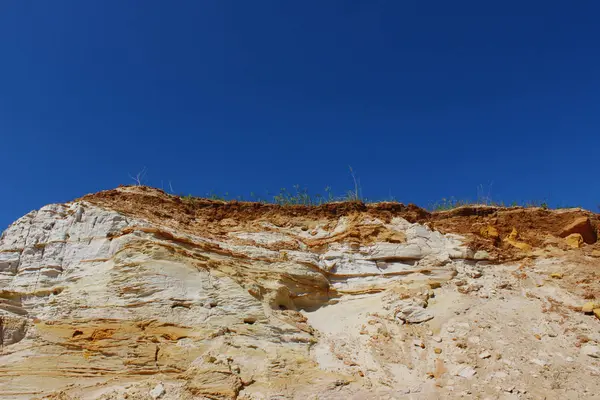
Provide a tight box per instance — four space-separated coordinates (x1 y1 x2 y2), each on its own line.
0 187 599 400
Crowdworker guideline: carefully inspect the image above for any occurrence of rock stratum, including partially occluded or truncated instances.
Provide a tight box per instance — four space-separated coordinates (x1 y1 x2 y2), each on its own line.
1 186 599 400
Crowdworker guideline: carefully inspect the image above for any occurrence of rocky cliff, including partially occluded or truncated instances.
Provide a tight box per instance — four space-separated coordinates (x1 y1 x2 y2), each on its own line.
0 186 599 399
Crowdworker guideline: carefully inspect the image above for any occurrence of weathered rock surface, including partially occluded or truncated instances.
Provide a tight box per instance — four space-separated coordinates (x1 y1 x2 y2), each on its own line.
0 186 598 399
559 216 597 244
565 233 584 248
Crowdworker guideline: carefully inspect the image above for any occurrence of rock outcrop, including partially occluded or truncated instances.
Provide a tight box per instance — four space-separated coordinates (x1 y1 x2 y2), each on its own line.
559 216 597 244
0 186 599 399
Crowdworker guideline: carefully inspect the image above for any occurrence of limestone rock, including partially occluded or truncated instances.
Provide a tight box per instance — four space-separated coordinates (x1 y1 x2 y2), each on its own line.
0 315 28 345
149 383 165 399
185 367 243 399
395 304 434 324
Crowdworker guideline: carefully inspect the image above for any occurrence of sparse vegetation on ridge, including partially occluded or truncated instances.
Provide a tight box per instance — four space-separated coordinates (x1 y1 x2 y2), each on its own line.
429 197 551 211
179 166 370 206
136 169 583 212
177 188 570 212
180 184 368 206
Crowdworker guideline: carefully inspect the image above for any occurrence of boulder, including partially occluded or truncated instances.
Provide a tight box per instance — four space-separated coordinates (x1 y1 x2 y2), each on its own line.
559 217 597 244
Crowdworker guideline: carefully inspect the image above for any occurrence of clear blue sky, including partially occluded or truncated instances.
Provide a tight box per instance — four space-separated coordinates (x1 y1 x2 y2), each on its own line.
1 1 599 229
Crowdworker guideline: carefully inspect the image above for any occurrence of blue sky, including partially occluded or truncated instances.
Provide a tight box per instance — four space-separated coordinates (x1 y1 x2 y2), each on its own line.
1 1 599 229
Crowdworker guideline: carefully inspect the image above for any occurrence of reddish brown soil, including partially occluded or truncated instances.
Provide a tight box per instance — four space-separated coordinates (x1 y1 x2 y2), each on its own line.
81 186 599 261
428 206 599 259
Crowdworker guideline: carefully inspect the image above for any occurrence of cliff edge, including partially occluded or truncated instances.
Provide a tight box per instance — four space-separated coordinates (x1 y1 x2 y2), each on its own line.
0 186 599 399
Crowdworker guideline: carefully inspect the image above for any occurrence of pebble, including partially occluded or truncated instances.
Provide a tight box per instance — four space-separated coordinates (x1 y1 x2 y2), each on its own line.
149 383 165 399
457 366 477 378
396 305 434 324
433 336 442 343
530 358 550 367
582 344 600 358
466 268 482 278
468 336 480 344
412 339 425 348
447 327 456 333
479 351 492 359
